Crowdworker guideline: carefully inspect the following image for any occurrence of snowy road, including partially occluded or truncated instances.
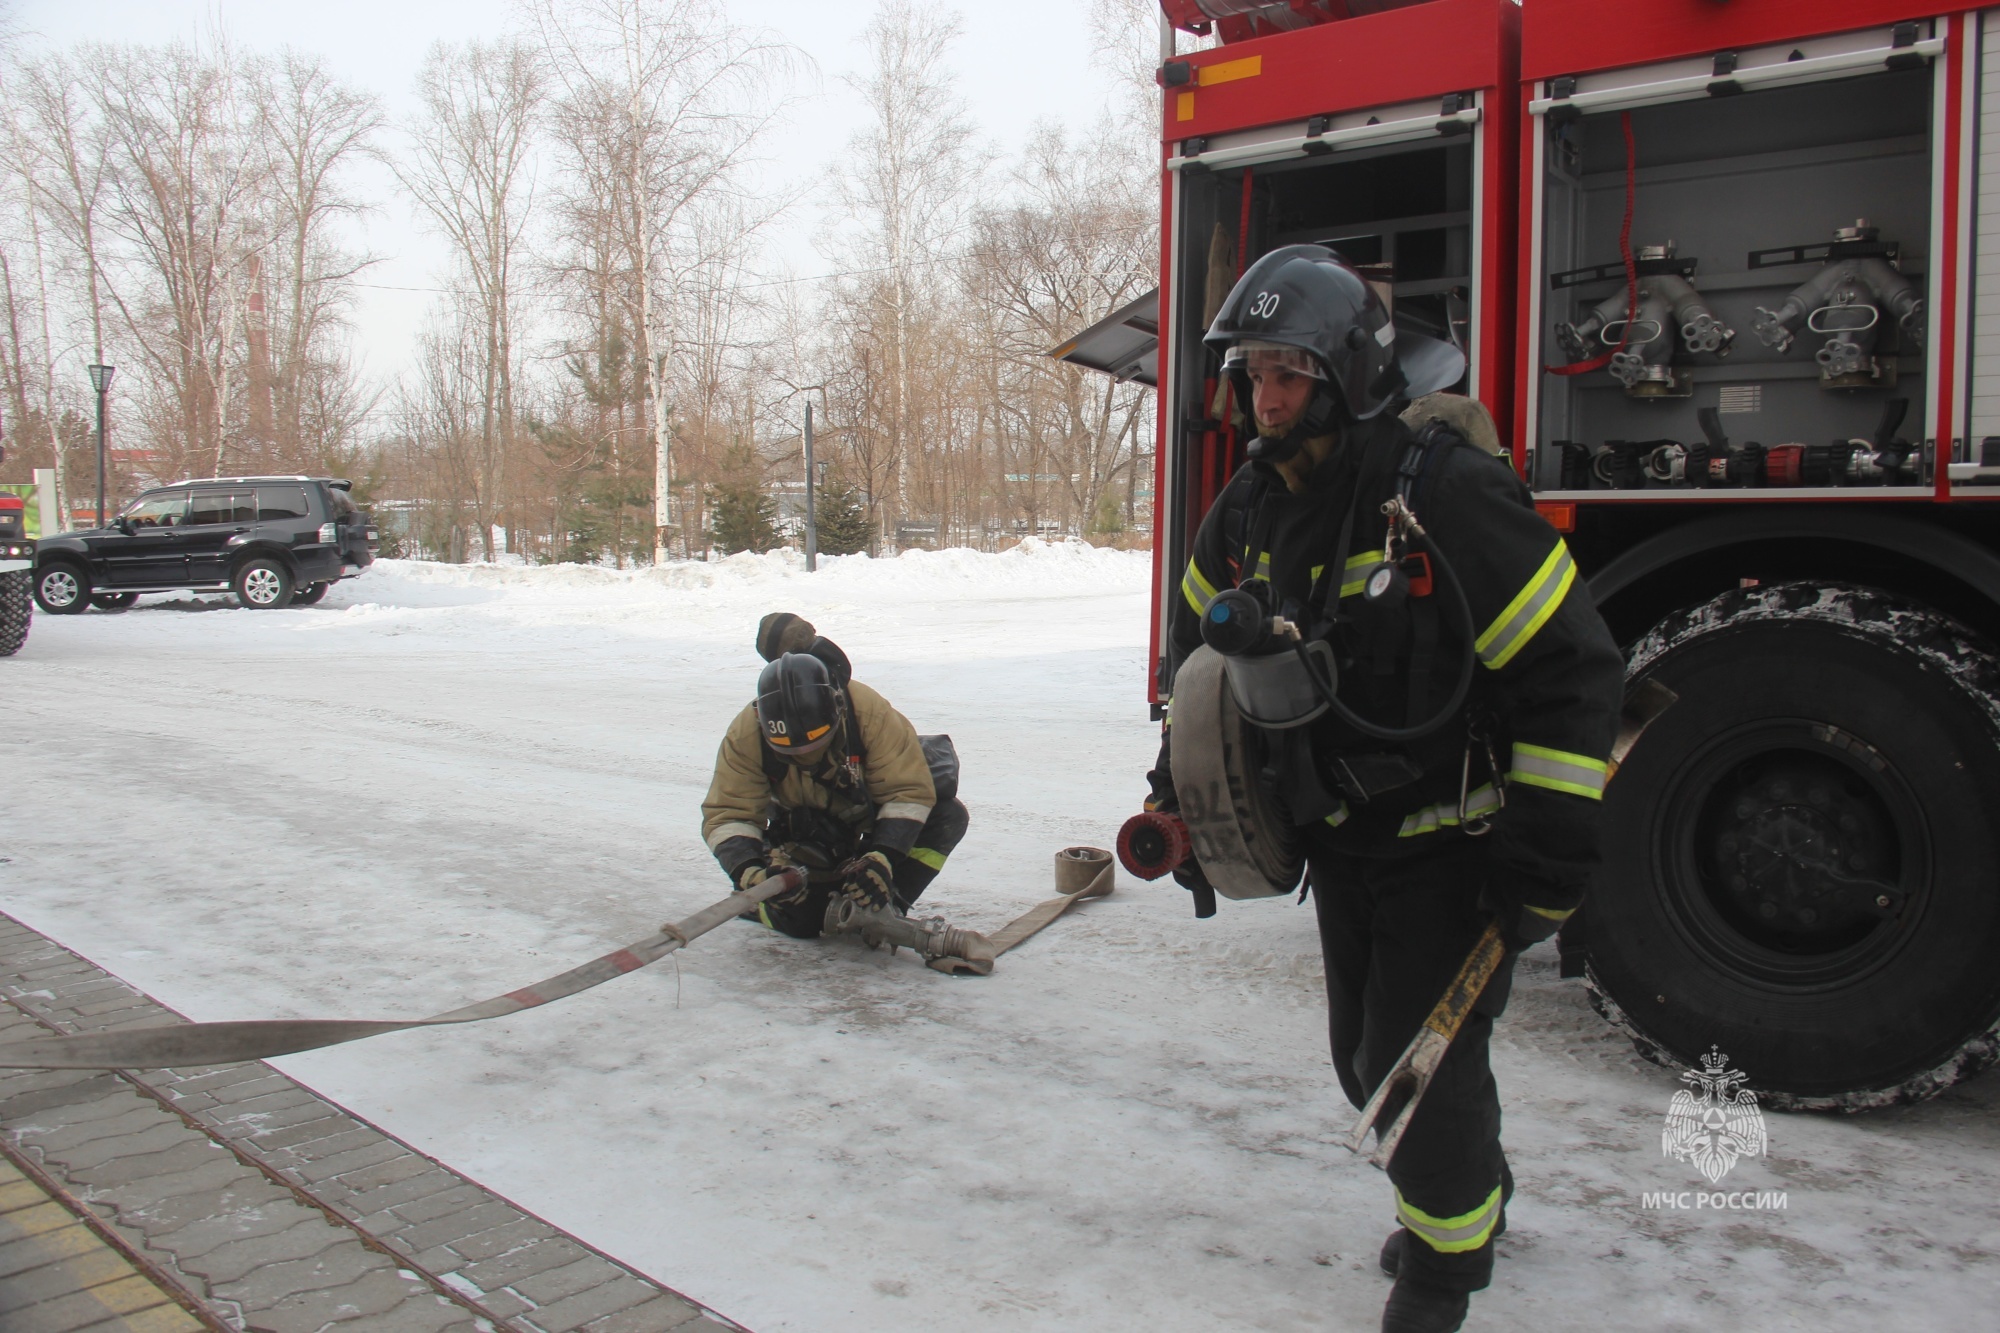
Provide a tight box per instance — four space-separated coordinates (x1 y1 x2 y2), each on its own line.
2 544 1996 1333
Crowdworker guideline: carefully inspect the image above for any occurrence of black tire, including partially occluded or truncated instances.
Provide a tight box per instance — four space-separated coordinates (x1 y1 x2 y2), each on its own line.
33 562 90 615
0 570 29 656
233 557 293 609
1588 583 2000 1110
90 591 139 612
292 581 328 606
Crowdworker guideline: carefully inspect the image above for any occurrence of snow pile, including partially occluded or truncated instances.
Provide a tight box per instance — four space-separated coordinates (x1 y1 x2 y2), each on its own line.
356 537 1147 607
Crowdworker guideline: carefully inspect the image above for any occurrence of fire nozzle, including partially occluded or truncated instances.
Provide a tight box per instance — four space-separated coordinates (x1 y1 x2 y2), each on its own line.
822 897 997 974
1117 810 1193 881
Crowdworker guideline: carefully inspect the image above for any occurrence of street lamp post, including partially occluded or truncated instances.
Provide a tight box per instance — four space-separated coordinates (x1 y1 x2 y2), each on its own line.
774 380 830 571
86 363 115 526
803 401 818 573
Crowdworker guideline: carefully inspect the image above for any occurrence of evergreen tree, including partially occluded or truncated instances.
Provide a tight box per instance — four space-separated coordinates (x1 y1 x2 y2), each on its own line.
814 486 874 556
712 480 778 554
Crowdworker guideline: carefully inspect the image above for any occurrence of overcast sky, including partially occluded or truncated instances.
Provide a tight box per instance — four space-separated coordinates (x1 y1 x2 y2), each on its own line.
10 0 1161 386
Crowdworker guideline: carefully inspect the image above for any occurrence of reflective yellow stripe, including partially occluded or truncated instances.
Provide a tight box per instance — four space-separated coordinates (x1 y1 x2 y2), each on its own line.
757 904 775 929
1181 560 1219 614
1525 903 1575 922
1324 802 1350 828
1397 1184 1504 1254
1508 742 1609 799
1198 54 1262 86
1475 541 1577 670
909 846 947 872
1339 548 1385 598
1397 784 1502 837
1251 552 1271 581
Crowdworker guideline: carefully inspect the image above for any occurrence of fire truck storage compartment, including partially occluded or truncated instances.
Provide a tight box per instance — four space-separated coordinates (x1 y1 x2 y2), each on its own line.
1532 56 1933 494
1170 133 1476 520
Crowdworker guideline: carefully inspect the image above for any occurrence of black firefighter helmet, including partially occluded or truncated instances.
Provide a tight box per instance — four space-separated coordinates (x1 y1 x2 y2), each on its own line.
1206 244 1466 461
756 652 842 761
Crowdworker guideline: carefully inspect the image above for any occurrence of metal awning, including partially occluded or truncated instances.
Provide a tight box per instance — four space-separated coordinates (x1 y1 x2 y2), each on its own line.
1048 289 1159 387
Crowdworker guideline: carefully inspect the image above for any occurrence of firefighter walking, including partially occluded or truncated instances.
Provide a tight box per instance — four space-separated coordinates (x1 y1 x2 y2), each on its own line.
1146 247 1624 1331
704 613 970 937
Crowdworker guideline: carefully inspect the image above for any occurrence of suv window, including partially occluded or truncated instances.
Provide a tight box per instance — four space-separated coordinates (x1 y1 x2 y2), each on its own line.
188 489 257 525
257 485 311 521
121 493 188 528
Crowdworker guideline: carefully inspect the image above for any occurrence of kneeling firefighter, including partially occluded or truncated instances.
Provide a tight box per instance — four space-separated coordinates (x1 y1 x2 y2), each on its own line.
703 613 969 937
1146 248 1623 1333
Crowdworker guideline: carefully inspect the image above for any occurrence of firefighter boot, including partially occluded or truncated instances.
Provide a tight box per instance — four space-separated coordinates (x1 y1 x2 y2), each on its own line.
1380 1160 1511 1278
1378 1213 1510 1279
1381 1274 1468 1333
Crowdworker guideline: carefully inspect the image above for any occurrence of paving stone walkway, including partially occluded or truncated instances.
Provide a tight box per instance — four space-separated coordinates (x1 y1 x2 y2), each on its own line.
0 1151 207 1332
0 912 743 1333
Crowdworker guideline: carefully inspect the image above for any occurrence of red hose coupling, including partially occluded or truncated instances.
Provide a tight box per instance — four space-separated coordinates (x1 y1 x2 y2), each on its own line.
1117 811 1192 881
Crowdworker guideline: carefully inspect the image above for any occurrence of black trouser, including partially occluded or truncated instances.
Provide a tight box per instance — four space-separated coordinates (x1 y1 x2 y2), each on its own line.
1311 835 1513 1293
757 798 971 939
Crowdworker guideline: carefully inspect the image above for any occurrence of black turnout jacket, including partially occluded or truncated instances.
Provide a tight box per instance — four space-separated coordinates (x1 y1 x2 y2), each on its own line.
1151 410 1624 920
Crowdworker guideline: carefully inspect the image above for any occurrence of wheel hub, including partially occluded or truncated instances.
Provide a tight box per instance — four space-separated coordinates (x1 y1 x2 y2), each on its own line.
244 569 282 604
1667 725 1916 973
1713 764 1897 935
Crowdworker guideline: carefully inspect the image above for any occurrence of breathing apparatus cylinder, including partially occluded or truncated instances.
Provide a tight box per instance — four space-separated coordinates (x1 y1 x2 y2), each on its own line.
1195 525 1477 743
1200 585 1280 657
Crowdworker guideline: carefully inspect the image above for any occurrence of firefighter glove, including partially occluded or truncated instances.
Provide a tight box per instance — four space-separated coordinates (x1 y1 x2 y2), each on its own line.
1171 851 1220 920
841 850 897 913
1479 880 1571 953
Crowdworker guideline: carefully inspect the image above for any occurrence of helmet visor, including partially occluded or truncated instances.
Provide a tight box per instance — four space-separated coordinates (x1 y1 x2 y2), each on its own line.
1221 341 1327 380
763 718 836 760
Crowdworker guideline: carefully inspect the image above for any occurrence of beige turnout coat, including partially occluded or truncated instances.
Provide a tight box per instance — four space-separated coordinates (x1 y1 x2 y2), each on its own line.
701 679 936 861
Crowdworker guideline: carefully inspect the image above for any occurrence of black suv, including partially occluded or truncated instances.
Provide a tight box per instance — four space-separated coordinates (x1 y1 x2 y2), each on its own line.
32 476 378 614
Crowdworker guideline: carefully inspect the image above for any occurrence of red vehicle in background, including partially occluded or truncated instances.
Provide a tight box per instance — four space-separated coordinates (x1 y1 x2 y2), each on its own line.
1065 0 2000 1107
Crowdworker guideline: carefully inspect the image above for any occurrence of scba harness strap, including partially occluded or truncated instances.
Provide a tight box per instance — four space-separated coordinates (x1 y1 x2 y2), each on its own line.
1245 417 1483 806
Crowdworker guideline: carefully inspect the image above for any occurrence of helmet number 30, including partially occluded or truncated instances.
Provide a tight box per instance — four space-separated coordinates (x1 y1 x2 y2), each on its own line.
1248 291 1281 318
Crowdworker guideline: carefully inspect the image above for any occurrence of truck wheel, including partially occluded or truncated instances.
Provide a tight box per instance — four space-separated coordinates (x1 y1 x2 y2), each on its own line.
90 592 139 612
1588 583 2000 1110
292 581 328 606
233 558 292 609
0 570 29 656
33 563 90 615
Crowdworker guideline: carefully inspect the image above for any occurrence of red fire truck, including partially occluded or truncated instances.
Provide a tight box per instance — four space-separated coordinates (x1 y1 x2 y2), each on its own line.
1063 0 2000 1107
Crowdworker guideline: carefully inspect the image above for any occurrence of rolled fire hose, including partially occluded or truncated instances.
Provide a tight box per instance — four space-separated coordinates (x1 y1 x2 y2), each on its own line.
1169 645 1303 900
0 852 1118 1070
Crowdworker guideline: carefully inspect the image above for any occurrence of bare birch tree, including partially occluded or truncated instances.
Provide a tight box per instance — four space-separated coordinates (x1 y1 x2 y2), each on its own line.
833 0 976 544
398 39 542 560
248 50 382 471
88 38 264 480
969 121 1155 535
0 69 79 513
527 0 791 560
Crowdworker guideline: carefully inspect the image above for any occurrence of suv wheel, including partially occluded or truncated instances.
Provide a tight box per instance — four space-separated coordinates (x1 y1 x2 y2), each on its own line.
293 581 329 606
90 591 139 612
233 558 293 609
34 563 90 614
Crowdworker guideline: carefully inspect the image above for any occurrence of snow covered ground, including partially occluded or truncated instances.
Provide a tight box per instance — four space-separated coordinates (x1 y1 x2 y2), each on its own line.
2 543 1996 1333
